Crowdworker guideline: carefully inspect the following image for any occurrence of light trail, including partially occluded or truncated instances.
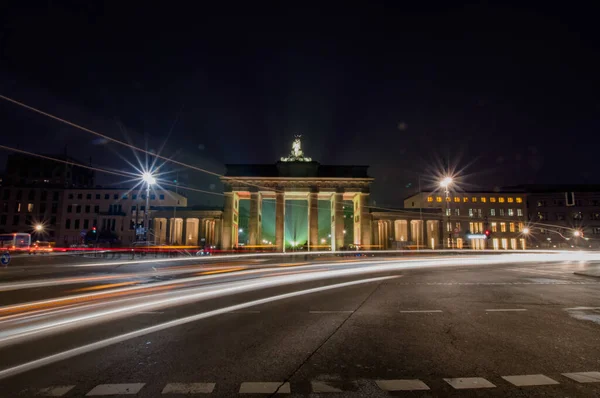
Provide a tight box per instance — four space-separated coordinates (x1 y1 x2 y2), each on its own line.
0 275 398 380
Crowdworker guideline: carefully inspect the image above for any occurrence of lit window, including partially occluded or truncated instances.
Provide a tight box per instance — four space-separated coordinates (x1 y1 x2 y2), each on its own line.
446 222 452 232
516 198 523 203
463 197 469 202
491 222 498 232
499 197 505 203
517 209 523 217
499 209 505 216
518 222 524 232
490 197 496 203
445 208 451 216
472 197 477 202
490 209 496 216
454 209 460 216
508 197 514 203
500 222 507 232
468 208 474 217
436 197 442 202
508 209 514 216
446 196 451 202
481 197 486 203
427 196 433 202
454 197 460 203
27 203 34 212
509 222 515 232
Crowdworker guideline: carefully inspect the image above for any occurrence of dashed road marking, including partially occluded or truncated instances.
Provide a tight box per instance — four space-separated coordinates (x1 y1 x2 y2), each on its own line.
502 374 559 386
227 310 261 314
444 377 496 389
376 379 430 391
86 383 145 395
400 310 442 313
239 382 290 394
309 310 354 314
33 385 75 396
562 372 600 383
311 381 344 393
162 383 215 394
486 308 527 312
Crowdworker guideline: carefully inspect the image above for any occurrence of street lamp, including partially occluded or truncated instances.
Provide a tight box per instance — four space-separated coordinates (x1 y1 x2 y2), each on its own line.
439 176 453 249
34 224 43 232
522 227 530 234
573 230 581 237
142 172 156 245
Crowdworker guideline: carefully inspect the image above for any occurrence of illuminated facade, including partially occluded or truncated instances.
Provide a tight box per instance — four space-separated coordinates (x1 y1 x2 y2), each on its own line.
404 191 528 250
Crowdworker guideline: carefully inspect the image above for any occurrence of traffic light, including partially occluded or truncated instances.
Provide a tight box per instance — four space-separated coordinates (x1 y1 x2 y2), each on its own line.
92 227 97 234
484 230 491 239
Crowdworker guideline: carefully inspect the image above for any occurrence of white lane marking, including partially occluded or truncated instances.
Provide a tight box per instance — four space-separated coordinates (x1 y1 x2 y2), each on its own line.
0 275 398 380
485 309 527 312
137 311 164 314
565 307 600 310
444 377 496 389
376 379 430 391
239 382 290 393
562 371 600 383
227 310 261 314
501 374 559 386
86 383 145 395
309 310 354 314
311 381 344 393
399 310 442 313
161 383 215 394
34 385 75 396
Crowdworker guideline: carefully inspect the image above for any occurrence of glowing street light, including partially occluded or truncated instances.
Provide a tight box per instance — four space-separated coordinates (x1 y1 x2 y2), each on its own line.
239 228 244 233
34 224 43 232
141 171 156 246
522 227 530 234
439 176 453 189
573 230 581 237
439 176 454 249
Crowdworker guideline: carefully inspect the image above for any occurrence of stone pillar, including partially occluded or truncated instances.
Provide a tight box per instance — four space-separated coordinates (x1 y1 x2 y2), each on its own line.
249 192 261 246
353 193 372 248
210 220 215 246
214 219 222 248
166 218 171 244
275 192 285 252
182 218 188 246
373 220 380 247
330 192 344 251
222 192 236 250
308 192 318 250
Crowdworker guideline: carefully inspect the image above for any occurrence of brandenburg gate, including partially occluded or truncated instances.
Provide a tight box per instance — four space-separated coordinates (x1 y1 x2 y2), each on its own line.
220 137 373 251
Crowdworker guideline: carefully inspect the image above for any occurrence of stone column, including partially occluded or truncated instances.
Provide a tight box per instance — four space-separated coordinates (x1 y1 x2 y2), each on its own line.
353 193 372 248
249 192 260 246
275 192 285 252
166 218 171 244
222 192 235 250
210 220 215 246
308 192 318 250
182 218 188 246
214 219 222 248
330 192 344 251
372 220 380 247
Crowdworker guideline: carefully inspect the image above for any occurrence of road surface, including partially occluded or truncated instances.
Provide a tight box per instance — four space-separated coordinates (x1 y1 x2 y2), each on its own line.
0 252 599 396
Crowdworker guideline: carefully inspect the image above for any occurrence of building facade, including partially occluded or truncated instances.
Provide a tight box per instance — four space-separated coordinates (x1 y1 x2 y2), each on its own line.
404 191 528 250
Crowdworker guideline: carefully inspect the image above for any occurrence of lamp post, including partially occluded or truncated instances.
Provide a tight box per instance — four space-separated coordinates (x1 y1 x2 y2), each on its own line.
439 176 453 249
142 172 156 245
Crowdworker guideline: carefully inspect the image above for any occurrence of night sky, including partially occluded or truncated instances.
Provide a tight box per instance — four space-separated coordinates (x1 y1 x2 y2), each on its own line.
1 2 599 207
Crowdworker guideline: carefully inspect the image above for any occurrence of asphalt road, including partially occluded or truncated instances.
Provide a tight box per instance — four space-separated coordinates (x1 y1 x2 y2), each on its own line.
1 252 600 397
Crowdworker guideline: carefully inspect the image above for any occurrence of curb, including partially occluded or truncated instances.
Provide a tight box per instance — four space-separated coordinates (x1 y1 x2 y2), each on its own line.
573 272 600 279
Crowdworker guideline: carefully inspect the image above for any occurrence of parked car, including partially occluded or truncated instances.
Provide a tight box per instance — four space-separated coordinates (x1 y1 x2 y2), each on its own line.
29 241 53 254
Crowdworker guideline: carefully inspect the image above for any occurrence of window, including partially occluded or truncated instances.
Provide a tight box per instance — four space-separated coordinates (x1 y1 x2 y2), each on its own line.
141 194 147 200
53 192 59 201
490 208 496 216
0 215 6 225
445 196 451 202
114 194 119 200
469 208 474 217
27 203 34 212
86 193 92 200
556 213 565 221
133 194 137 200
454 208 460 216
76 205 81 213
83 219 89 229
594 227 600 235
77 193 82 199
517 209 523 217
509 222 515 232
41 191 48 201
537 200 546 207
500 222 507 232
68 193 74 199
50 216 56 226
1 203 7 212
122 194 128 199
108 204 113 213
65 219 71 229
140 205 145 212
537 212 547 220
516 198 523 203
74 219 80 229
40 203 46 214
13 215 19 225
25 215 32 225
592 212 600 220
463 197 469 202
489 197 496 203
436 196 442 202
15 203 21 212
51 203 58 214
96 194 100 200
508 209 514 216
477 209 482 218
455 222 461 231
159 194 165 200
481 197 486 203
498 197 505 203
507 197 514 203
445 208 451 216
518 222 524 232
491 222 498 232
472 197 477 202
446 222 452 232
499 209 505 216
131 205 136 214
28 190 35 200
94 205 99 213
2 190 9 200
85 205 90 213
150 194 156 200
573 212 583 220
104 194 109 200
16 190 22 200
453 197 460 203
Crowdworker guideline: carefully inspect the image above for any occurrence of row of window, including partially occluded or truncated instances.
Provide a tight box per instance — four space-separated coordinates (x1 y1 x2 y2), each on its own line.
0 215 57 226
445 222 525 233
428 196 522 204
444 208 524 217
1 202 59 214
535 212 597 221
537 199 600 207
67 193 165 201
1 190 61 201
66 204 148 214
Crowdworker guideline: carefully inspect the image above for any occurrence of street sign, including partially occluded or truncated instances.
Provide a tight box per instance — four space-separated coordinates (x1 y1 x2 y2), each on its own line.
1 252 10 266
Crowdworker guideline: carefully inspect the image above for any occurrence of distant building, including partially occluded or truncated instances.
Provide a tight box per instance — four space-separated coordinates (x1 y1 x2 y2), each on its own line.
404 190 528 250
3 153 95 187
513 185 600 249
